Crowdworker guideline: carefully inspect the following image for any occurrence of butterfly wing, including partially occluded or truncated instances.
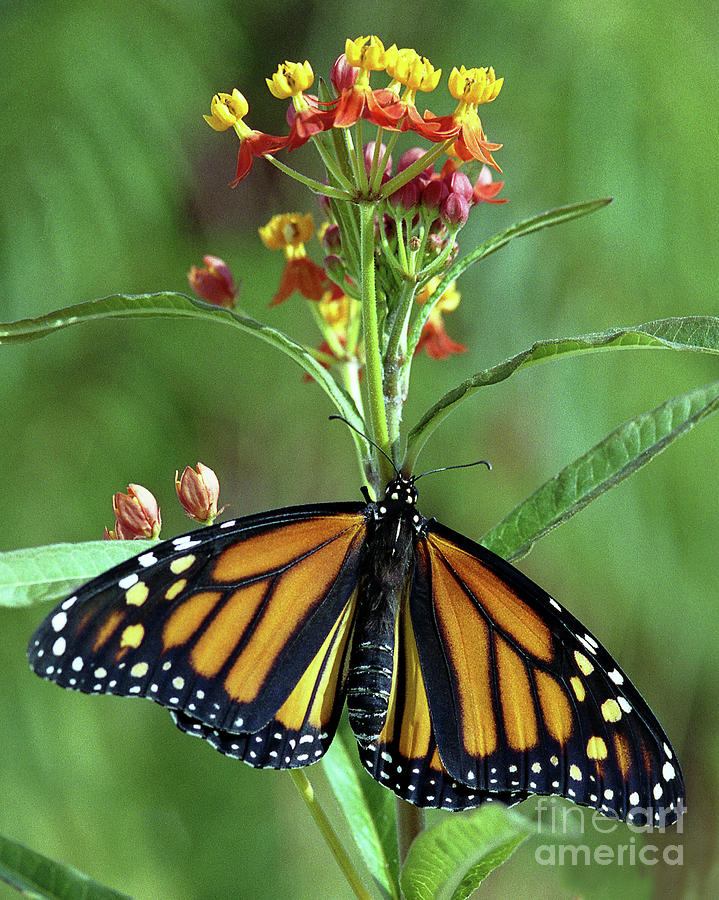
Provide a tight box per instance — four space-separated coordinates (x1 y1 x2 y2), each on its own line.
400 522 684 825
28 503 367 767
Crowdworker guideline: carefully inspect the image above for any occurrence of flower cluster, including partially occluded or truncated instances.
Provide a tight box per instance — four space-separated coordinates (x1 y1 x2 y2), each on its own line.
192 35 507 431
203 36 503 190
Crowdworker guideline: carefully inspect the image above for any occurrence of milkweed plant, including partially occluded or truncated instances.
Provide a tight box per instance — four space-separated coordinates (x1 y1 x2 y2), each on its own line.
1 34 716 900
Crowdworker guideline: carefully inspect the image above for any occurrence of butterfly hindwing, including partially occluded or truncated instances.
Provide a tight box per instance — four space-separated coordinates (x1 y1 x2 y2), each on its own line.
28 503 366 744
410 522 684 825
357 581 529 810
172 583 358 768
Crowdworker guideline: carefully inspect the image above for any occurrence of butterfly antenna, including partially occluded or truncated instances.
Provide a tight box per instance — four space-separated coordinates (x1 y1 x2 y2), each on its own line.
328 415 400 477
414 459 492 482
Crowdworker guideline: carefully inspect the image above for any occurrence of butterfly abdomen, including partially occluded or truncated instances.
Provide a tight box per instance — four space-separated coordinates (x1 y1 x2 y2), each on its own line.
347 500 418 745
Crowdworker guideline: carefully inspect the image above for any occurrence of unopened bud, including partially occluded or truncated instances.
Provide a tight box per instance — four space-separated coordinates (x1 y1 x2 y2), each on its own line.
440 193 470 227
175 462 223 524
111 484 161 539
330 54 359 93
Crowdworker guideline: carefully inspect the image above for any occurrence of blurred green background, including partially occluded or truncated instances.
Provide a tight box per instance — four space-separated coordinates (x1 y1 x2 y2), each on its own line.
1 1 717 898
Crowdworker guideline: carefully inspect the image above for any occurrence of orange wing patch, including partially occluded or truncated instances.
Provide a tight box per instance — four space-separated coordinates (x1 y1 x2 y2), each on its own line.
211 515 362 582
428 534 554 662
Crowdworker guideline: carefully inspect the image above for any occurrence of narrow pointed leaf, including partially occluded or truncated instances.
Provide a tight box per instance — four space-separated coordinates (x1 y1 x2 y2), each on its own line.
407 198 612 355
0 292 364 442
322 720 400 900
406 316 719 466
481 379 719 560
0 833 132 900
0 541 157 608
400 804 532 900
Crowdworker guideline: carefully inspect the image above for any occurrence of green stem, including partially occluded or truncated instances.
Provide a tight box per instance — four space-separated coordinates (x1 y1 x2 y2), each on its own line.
370 130 400 195
265 156 351 200
290 770 374 900
359 200 392 486
354 119 371 195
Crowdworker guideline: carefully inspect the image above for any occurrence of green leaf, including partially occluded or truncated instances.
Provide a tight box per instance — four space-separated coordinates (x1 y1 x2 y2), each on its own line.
481 379 719 560
0 292 367 460
405 316 719 467
0 832 132 899
0 541 157 608
400 804 532 900
406 198 612 358
322 719 400 900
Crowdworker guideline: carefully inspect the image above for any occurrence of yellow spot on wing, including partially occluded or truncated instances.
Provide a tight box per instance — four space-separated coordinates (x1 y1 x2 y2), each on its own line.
130 662 149 677
587 736 608 760
569 763 582 781
601 699 622 722
165 579 187 601
121 624 145 649
171 554 196 575
570 676 585 702
574 650 594 676
125 581 149 606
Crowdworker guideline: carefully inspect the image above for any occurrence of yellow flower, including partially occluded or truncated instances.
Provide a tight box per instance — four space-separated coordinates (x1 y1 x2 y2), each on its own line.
318 292 351 338
203 89 249 131
266 60 314 100
385 47 441 93
259 213 315 258
417 278 461 312
344 35 390 72
448 66 503 106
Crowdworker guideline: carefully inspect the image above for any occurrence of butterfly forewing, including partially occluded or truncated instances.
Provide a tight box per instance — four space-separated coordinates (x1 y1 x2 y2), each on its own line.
28 504 366 739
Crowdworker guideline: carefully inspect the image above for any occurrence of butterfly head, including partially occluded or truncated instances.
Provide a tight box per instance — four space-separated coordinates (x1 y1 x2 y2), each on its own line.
382 475 418 507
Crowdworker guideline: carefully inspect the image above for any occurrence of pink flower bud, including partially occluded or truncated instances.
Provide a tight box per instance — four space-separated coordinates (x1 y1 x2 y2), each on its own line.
322 224 342 254
112 484 161 539
389 179 420 214
422 178 449 210
188 255 237 307
397 147 434 186
440 193 470 227
331 54 359 93
443 170 473 202
175 462 223 524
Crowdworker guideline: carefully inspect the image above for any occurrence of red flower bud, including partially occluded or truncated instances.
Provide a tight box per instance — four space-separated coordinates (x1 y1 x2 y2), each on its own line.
111 484 161 539
331 54 359 93
188 255 237 307
440 193 470 227
175 462 223 524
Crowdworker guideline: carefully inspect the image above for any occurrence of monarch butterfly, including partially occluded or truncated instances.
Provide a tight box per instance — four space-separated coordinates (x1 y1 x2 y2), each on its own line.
28 463 684 828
